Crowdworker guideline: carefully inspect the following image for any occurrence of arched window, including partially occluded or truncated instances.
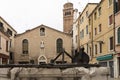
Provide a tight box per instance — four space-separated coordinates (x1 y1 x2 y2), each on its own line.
56 38 63 53
40 28 45 36
22 39 28 54
118 27 120 43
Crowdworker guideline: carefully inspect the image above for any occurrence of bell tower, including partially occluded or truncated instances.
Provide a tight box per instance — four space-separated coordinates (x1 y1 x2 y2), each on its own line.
63 2 74 33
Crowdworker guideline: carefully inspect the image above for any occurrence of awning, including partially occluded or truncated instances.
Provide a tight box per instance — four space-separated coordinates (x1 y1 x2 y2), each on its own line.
96 54 113 61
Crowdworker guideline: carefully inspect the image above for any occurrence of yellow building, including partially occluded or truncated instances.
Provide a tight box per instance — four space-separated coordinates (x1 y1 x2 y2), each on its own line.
0 29 10 64
0 16 17 64
78 3 98 59
89 0 115 77
14 24 72 64
114 0 120 78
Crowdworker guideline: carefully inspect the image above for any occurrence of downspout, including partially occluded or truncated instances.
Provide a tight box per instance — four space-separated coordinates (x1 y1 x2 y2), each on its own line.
78 19 80 51
91 15 94 62
113 0 116 53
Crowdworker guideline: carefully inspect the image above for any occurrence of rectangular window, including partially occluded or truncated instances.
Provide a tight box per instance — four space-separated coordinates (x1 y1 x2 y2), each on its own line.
109 0 112 6
98 7 101 16
0 36 1 49
95 44 97 55
0 22 4 31
82 29 84 38
86 25 88 34
109 15 113 25
110 37 114 50
7 28 12 36
75 35 78 43
87 44 88 53
89 32 91 39
10 39 12 48
99 43 102 53
94 12 97 20
82 16 84 22
86 11 88 17
89 47 92 56
94 28 97 35
99 24 102 32
6 40 9 52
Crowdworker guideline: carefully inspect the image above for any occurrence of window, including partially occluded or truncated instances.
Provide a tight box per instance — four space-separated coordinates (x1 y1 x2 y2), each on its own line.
56 38 63 53
0 22 4 31
86 25 88 34
94 28 97 35
10 39 12 48
40 28 45 36
94 12 97 20
86 11 88 17
65 11 71 16
98 7 101 16
7 28 12 36
81 29 84 38
99 24 102 32
0 36 1 49
89 47 92 56
87 44 88 53
99 42 102 53
109 37 113 50
22 39 28 54
117 27 120 43
109 0 112 6
82 16 84 22
109 15 113 25
75 35 78 43
6 40 9 52
95 44 97 55
89 32 91 39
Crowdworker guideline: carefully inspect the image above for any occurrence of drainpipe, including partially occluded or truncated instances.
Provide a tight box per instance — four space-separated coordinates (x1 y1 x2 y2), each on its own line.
91 15 94 62
113 0 116 53
78 19 80 51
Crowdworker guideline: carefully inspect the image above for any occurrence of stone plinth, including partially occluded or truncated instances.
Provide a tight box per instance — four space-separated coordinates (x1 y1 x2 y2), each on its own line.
0 67 109 80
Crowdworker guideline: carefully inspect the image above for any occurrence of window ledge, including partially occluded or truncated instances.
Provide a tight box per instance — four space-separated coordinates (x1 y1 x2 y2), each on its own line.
116 44 120 46
21 54 29 56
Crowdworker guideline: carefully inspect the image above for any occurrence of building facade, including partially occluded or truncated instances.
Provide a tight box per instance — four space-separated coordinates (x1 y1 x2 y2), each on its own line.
72 3 97 61
88 0 115 77
0 16 17 64
78 3 98 61
114 0 120 78
0 30 10 64
14 24 72 64
73 0 120 78
0 16 17 63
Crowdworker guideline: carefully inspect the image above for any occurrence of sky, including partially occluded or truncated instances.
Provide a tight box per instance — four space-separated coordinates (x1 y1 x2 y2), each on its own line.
0 0 101 33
